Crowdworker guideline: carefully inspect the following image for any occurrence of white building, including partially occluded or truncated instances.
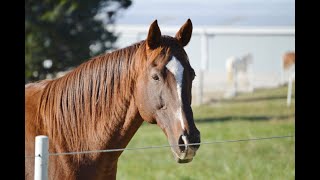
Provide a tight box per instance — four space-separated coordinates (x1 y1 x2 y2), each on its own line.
101 0 295 104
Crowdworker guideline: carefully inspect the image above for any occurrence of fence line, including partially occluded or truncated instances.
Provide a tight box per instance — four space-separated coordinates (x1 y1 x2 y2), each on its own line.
25 134 294 158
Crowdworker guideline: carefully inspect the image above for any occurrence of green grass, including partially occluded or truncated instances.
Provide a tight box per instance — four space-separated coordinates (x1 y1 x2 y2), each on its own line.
117 85 295 180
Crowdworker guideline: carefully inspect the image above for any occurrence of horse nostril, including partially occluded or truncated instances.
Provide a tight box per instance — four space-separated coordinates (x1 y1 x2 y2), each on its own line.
178 135 187 152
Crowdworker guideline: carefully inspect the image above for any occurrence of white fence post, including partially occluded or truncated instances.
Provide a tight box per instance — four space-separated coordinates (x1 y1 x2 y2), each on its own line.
34 135 49 180
197 31 209 105
197 70 204 105
287 72 294 107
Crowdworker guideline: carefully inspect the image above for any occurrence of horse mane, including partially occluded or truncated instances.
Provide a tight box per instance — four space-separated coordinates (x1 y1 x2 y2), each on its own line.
36 40 147 154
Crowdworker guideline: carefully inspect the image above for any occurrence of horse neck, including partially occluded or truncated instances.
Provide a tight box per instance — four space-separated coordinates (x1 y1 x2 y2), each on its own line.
93 43 146 148
38 43 147 161
79 46 147 172
74 47 146 152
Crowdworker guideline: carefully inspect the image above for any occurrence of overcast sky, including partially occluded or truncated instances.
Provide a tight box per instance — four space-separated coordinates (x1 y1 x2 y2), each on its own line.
113 0 295 26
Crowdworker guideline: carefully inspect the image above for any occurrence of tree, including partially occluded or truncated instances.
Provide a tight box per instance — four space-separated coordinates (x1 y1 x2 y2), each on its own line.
25 0 132 82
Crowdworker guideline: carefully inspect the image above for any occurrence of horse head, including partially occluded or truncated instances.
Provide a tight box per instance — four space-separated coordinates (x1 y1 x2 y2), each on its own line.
135 19 200 163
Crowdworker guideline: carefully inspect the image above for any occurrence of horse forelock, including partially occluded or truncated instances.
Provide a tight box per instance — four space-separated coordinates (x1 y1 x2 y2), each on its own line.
148 36 191 69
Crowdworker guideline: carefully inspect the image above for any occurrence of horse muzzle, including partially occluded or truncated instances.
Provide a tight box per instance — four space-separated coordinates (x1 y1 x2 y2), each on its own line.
172 134 200 164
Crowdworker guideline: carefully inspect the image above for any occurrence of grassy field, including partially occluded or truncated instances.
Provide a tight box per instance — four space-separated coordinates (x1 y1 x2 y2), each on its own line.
117 84 295 180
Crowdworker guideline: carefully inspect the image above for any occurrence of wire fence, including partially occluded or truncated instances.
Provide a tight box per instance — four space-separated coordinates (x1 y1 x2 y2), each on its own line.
25 134 294 159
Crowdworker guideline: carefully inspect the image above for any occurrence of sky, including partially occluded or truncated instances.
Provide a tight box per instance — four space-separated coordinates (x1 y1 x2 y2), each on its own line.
113 0 295 26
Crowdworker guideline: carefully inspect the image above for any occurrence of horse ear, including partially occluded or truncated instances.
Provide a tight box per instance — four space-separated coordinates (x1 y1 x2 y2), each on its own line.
175 19 193 47
146 20 161 50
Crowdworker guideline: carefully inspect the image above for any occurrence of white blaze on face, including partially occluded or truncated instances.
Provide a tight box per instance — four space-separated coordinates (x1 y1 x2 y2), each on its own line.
166 56 185 130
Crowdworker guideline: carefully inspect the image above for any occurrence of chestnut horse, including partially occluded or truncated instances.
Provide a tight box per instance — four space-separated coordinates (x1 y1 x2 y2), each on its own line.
283 51 295 70
281 51 295 84
25 19 201 180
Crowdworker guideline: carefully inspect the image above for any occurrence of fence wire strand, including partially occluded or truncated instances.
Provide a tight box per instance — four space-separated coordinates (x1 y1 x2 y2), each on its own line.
25 135 294 158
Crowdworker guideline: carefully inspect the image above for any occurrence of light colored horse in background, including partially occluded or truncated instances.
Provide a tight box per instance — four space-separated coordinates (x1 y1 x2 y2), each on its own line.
224 53 254 98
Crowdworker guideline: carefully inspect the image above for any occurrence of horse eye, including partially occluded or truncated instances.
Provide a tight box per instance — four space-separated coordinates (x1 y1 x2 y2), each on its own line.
152 74 159 81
